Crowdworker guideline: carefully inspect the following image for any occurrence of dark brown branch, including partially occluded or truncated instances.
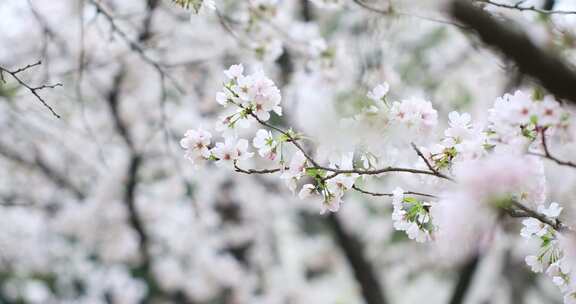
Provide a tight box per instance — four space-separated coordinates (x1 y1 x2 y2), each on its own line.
450 1 576 104
510 201 564 231
411 142 453 181
247 109 322 168
352 185 437 199
234 162 284 174
449 255 481 304
300 0 314 22
0 61 62 118
321 165 453 181
245 106 453 182
474 0 576 15
101 2 193 301
327 214 388 304
104 68 154 273
106 69 134 150
534 127 576 169
124 155 151 267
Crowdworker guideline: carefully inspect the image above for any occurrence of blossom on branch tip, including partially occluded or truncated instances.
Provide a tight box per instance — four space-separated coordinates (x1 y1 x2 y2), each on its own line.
211 137 253 166
367 83 390 102
521 218 547 239
181 128 213 166
391 192 433 243
281 151 307 193
390 98 438 131
445 111 473 139
224 64 244 80
253 129 278 160
525 255 544 273
538 202 563 219
218 65 282 123
298 184 316 200
320 194 342 214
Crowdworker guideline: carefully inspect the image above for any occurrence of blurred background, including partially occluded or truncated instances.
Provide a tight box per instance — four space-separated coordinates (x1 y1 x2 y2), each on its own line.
1 0 576 303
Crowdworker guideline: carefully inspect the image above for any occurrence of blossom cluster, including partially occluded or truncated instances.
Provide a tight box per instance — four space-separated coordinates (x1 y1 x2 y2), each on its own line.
520 203 576 303
391 188 433 243
488 91 570 144
359 82 439 135
181 64 576 302
216 64 282 124
181 64 285 167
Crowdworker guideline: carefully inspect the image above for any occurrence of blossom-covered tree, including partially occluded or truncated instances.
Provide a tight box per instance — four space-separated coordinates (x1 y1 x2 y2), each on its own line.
1 0 576 303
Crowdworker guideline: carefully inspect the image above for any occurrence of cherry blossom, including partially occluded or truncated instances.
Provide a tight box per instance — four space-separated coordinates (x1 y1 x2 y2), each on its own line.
367 83 390 102
252 129 278 160
211 137 254 166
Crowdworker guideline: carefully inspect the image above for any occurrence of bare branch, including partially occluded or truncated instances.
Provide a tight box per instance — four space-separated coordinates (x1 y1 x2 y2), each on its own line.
321 165 454 181
0 61 62 118
86 0 184 94
474 0 576 15
352 185 437 199
530 127 576 169
510 201 564 231
234 162 284 174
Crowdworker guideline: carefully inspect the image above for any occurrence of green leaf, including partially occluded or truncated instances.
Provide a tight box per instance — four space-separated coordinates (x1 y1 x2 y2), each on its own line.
171 0 203 13
532 87 545 101
305 168 326 178
403 197 418 204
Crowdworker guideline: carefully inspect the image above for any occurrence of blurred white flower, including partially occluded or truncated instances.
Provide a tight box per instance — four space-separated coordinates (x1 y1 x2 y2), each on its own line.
367 83 390 102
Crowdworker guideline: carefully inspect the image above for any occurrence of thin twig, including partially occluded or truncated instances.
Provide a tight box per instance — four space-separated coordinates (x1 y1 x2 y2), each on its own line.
0 61 62 118
234 162 284 174
321 165 453 181
352 0 469 29
475 0 576 15
87 0 184 94
510 201 564 231
352 185 437 199
535 127 576 169
411 142 454 181
248 111 321 167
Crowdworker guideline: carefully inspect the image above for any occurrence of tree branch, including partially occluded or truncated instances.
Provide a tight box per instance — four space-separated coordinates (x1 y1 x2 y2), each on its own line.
352 185 437 199
0 61 62 118
411 142 453 181
234 162 284 174
327 213 388 304
449 1 576 104
510 201 564 231
86 0 184 94
474 0 576 15
449 254 481 304
531 127 576 169
244 107 454 181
